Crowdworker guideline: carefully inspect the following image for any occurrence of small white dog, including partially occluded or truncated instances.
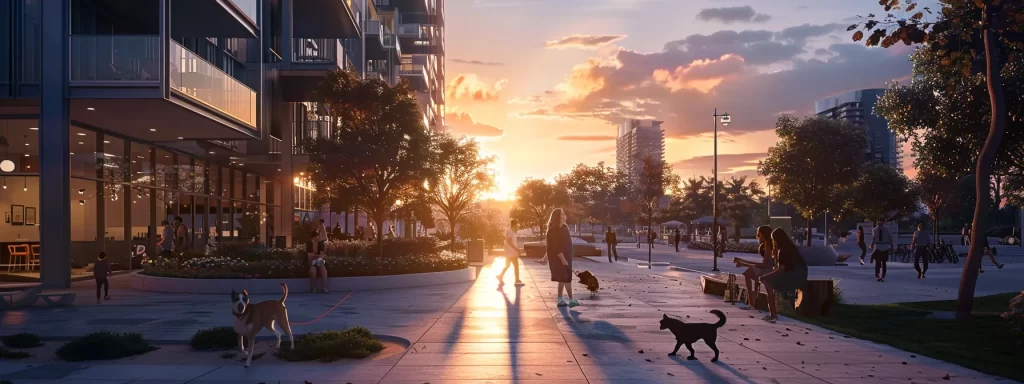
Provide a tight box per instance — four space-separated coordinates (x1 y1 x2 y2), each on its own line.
231 283 294 367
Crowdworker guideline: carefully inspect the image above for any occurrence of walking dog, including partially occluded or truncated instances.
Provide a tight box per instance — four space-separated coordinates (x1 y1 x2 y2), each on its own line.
231 283 294 367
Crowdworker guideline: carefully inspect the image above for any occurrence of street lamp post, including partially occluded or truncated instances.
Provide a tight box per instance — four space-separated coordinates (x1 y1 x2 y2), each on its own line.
712 109 731 272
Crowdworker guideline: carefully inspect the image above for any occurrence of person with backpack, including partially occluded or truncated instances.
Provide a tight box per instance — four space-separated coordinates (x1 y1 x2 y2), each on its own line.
871 219 894 282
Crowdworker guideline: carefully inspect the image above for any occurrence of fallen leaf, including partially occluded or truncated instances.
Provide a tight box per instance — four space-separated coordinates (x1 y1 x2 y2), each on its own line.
645 359 653 362
943 374 951 380
638 350 645 354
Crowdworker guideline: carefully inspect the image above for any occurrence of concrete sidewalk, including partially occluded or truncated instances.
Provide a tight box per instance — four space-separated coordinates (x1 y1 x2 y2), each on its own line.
0 256 1013 383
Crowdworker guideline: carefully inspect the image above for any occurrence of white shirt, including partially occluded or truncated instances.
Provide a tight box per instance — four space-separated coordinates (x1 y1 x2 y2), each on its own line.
505 228 519 257
318 223 328 239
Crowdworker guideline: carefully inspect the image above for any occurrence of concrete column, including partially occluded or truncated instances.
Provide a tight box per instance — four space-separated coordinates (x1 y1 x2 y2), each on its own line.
280 102 294 247
38 0 71 289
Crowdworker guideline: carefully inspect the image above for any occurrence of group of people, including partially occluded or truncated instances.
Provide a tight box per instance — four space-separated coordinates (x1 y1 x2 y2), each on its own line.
733 226 808 323
495 209 580 308
854 220 1005 282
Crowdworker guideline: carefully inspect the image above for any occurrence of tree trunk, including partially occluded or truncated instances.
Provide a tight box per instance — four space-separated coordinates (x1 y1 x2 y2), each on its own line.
449 221 457 251
806 216 813 246
956 24 1006 320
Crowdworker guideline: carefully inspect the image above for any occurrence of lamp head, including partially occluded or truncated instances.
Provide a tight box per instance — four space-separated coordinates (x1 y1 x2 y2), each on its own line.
720 113 731 126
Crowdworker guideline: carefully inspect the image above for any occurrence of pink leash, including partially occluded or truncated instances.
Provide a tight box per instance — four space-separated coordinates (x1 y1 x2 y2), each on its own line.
290 290 354 326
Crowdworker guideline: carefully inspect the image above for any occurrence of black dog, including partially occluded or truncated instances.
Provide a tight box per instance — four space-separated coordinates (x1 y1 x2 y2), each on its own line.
575 270 599 297
659 310 726 362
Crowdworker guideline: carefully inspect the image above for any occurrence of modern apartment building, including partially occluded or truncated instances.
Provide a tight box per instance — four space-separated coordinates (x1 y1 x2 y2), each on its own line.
815 89 904 171
372 0 445 130
0 0 442 288
616 119 665 183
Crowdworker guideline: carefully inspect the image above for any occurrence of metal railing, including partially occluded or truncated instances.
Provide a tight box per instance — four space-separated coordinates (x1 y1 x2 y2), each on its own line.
169 41 257 127
229 0 258 23
292 38 343 65
70 35 160 82
397 24 424 38
365 71 384 82
398 64 426 77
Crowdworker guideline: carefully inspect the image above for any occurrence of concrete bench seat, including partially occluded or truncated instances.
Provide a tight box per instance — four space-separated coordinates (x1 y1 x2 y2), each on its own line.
38 290 76 307
0 286 43 310
700 273 834 316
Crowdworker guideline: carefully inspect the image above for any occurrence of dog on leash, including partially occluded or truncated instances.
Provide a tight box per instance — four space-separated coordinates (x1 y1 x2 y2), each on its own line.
659 310 726 362
575 270 600 297
231 283 294 367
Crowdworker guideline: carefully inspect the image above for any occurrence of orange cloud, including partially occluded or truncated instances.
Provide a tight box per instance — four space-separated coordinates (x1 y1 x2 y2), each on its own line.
446 111 504 137
545 34 627 50
652 54 746 92
447 74 508 101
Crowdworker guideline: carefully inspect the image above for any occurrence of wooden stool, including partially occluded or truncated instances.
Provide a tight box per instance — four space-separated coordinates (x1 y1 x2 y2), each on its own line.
7 244 30 273
29 244 40 271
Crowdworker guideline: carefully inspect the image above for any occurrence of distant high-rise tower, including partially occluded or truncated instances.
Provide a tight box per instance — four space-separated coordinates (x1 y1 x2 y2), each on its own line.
815 89 904 171
616 119 666 182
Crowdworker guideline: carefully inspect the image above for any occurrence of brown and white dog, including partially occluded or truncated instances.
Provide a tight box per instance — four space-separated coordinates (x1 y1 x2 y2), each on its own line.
231 283 294 367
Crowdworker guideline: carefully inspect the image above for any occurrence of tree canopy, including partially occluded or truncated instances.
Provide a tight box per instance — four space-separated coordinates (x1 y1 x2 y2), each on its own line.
843 163 919 222
304 69 434 249
511 179 569 234
425 133 496 246
758 115 867 245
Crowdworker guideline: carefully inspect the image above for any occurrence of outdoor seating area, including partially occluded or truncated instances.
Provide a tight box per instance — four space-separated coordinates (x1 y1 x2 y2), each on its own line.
4 243 40 273
0 285 76 310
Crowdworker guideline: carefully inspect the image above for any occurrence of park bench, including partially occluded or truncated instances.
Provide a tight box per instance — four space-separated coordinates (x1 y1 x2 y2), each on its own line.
0 286 42 310
700 273 834 317
38 290 77 307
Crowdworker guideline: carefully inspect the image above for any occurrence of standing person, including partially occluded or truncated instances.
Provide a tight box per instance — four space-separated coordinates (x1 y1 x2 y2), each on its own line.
157 220 173 257
978 235 1006 273
718 226 727 257
307 231 329 293
173 216 189 255
332 223 342 241
871 219 894 282
317 219 328 249
734 225 775 311
961 224 969 246
636 229 641 249
758 228 808 323
857 226 867 265
674 229 681 252
965 224 972 246
604 227 619 262
498 219 524 285
546 208 578 307
911 223 932 279
93 252 111 304
386 224 398 239
355 226 365 241
647 227 656 250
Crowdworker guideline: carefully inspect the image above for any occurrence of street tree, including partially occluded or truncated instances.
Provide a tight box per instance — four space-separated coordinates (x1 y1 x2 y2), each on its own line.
915 167 962 242
511 179 569 234
758 115 867 246
425 133 496 249
721 176 766 242
305 69 434 256
851 0 1024 318
844 163 919 223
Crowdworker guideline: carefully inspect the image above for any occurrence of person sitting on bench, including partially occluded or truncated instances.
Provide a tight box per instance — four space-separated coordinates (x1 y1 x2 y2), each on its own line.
734 225 775 311
758 228 808 324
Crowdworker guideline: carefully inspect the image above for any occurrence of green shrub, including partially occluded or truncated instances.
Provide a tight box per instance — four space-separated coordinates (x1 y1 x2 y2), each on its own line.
686 241 760 254
141 249 468 279
1 333 43 348
190 326 238 351
1002 290 1024 346
275 327 384 362
56 331 158 361
0 346 32 359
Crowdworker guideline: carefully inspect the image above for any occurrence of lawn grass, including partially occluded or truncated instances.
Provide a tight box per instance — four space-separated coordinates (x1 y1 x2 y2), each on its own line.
784 292 1023 382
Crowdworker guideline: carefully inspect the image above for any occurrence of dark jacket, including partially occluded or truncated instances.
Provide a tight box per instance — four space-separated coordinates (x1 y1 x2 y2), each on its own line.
605 231 617 244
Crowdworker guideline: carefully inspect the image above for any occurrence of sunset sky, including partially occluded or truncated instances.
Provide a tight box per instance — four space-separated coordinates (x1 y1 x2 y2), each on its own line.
444 0 928 200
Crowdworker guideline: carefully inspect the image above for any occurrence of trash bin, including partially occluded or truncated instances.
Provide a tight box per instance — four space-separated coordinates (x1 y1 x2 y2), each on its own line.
468 239 484 262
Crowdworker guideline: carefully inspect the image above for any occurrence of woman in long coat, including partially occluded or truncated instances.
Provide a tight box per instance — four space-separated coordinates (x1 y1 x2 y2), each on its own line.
546 208 578 307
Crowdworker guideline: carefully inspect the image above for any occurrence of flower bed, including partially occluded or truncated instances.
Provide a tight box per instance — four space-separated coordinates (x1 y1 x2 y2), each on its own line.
686 241 760 254
140 242 468 279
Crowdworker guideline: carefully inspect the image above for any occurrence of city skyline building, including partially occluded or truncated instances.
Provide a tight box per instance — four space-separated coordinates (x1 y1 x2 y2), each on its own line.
616 119 665 184
815 89 904 171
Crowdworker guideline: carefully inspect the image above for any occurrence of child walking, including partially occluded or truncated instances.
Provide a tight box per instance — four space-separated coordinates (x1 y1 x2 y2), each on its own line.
94 252 111 304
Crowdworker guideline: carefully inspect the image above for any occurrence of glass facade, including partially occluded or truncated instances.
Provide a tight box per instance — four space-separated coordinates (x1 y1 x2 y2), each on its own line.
0 118 280 282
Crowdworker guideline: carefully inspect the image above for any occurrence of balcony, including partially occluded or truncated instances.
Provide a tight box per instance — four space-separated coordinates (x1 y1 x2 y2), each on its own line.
398 64 428 91
70 35 160 83
397 24 425 39
67 35 259 141
293 0 361 39
169 41 257 127
366 71 385 82
280 38 345 102
172 0 258 38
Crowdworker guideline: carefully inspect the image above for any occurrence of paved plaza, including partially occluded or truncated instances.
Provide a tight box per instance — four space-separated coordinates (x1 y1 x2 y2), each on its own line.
0 251 1016 383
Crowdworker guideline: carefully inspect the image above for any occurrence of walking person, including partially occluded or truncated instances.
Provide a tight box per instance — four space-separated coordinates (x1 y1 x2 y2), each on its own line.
636 229 641 249
871 219 893 282
546 208 578 307
734 225 775 311
718 225 727 257
173 216 189 255
961 224 969 246
94 251 111 304
857 226 867 265
758 228 808 323
674 229 681 252
498 219 524 286
157 220 173 257
911 223 931 279
604 227 619 262
978 236 1006 273
647 227 656 250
